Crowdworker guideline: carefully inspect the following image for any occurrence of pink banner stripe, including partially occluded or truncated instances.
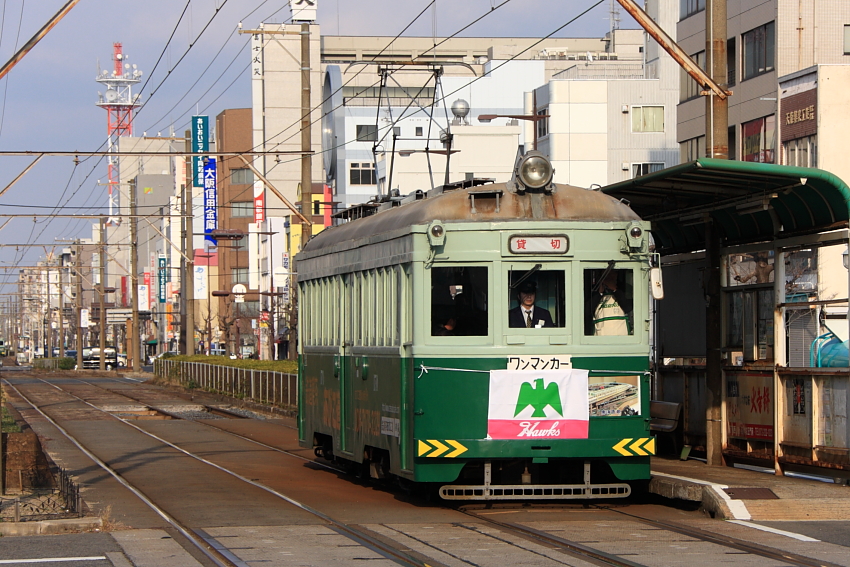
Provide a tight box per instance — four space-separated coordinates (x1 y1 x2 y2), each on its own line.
488 419 589 440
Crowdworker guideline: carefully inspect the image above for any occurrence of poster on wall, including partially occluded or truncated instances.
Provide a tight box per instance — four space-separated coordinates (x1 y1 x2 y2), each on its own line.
488 369 589 440
588 375 641 416
726 373 774 440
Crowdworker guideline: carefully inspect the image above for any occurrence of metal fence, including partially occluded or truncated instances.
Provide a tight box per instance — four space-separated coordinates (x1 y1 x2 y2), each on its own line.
0 468 83 522
32 358 61 370
154 359 298 409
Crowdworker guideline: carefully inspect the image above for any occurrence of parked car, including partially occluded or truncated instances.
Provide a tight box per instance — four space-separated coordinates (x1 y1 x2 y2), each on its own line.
82 347 118 370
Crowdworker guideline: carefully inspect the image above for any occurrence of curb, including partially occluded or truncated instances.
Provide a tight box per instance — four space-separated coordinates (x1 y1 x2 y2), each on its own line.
0 517 103 536
649 471 751 520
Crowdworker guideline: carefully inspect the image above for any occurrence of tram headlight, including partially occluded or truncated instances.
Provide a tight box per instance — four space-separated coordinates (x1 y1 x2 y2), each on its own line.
427 221 446 247
626 222 645 249
516 151 554 191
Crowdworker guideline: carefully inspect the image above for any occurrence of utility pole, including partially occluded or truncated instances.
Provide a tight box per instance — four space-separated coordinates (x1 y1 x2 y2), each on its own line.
704 0 727 468
705 0 728 160
130 179 140 372
99 218 106 370
75 243 83 371
58 260 64 357
293 21 313 361
182 130 195 355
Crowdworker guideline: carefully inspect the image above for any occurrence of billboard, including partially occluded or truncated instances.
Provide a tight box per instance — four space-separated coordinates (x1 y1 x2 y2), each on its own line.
203 158 217 245
192 115 208 187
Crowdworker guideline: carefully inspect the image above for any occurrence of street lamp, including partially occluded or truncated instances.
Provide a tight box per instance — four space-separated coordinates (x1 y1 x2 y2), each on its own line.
477 112 550 151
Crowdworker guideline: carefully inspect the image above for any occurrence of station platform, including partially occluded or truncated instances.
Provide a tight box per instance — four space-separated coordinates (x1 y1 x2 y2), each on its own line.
649 456 850 521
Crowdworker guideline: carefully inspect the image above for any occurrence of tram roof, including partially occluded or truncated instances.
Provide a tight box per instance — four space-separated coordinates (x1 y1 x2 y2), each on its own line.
601 158 850 255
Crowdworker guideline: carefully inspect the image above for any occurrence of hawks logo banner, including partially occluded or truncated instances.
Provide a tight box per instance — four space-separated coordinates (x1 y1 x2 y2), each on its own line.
488 369 589 440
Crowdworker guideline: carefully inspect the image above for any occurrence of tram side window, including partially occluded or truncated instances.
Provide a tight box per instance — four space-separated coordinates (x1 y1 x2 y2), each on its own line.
507 270 565 328
584 269 634 336
431 267 488 336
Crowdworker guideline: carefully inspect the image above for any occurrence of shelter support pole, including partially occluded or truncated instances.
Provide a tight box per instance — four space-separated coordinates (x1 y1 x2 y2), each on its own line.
705 221 724 465
773 249 786 475
705 0 728 159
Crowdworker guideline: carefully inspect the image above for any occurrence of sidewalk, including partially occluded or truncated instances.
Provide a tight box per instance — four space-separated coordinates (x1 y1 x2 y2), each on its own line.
649 456 850 521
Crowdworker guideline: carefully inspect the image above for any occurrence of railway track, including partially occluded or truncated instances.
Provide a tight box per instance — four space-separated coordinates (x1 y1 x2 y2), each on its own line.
3 372 843 567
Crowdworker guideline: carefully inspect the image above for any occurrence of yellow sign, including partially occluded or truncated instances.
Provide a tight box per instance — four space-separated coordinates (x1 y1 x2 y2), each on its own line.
612 437 656 457
417 439 468 458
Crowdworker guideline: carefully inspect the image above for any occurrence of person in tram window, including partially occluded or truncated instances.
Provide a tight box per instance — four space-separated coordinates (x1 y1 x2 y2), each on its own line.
508 280 554 328
593 271 632 335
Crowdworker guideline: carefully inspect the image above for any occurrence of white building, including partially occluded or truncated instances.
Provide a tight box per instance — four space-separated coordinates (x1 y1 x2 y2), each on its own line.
531 0 680 188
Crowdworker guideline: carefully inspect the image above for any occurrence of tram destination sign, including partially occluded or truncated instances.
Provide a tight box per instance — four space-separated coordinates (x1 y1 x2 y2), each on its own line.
509 234 569 254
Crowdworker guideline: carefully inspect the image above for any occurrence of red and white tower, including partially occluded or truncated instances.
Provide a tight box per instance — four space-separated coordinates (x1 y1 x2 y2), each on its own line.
96 43 142 224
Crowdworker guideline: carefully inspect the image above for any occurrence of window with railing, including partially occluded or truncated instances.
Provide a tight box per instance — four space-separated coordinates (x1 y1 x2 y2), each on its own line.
679 136 705 162
536 108 548 138
742 22 775 80
679 51 705 101
741 115 776 163
784 135 817 167
680 0 705 20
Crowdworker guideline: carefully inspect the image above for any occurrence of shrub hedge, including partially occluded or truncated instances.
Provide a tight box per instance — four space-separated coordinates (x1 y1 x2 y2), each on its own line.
160 354 297 374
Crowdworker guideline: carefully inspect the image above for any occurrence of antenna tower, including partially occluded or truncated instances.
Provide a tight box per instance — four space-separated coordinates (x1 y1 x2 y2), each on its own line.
95 43 142 225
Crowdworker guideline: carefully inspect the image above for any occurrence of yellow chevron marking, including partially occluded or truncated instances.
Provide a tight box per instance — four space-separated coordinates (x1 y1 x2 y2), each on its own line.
613 438 632 457
630 438 648 456
644 437 656 455
445 440 468 458
428 439 449 457
417 439 432 457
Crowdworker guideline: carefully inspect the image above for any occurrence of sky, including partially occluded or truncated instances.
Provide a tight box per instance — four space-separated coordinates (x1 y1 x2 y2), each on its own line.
0 0 639 286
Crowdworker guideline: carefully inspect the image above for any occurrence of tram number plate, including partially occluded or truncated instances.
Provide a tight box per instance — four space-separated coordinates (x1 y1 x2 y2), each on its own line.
507 355 572 371
381 417 400 438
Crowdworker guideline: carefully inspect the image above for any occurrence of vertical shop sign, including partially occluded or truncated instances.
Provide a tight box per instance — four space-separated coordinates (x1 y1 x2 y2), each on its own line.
192 115 208 187
158 257 167 303
203 158 217 244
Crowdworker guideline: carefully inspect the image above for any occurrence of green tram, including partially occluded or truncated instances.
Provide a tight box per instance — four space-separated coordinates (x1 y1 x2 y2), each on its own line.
296 152 659 500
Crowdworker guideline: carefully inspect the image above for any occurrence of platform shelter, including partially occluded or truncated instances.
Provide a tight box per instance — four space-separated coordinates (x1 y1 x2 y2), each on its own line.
602 158 850 481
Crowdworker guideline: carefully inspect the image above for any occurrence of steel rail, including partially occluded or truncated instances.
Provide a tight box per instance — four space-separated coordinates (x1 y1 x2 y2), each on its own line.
457 507 647 567
1 379 237 567
593 505 842 567
17 375 436 567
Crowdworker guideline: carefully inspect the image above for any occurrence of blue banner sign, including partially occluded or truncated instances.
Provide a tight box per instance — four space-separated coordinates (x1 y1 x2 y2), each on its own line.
192 115 208 187
203 158 218 245
158 257 167 304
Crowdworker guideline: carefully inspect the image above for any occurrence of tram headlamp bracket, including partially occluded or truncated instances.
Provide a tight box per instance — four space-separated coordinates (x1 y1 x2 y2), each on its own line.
427 221 446 247
511 151 555 193
625 222 645 249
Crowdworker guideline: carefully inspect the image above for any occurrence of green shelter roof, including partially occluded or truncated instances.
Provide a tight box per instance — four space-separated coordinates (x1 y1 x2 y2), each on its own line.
601 159 850 255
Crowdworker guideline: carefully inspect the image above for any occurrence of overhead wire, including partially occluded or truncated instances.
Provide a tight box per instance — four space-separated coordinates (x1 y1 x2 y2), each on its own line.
260 0 607 184
0 0 25 140
143 0 277 133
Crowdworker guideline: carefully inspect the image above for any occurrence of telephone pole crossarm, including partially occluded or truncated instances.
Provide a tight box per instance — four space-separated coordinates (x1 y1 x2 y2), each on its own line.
615 0 731 100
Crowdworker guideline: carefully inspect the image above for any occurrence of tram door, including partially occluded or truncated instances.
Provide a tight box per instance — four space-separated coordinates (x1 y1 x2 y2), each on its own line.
339 273 354 456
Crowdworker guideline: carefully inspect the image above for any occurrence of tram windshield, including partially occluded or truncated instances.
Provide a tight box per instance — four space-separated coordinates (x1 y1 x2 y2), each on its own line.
584 268 634 335
507 270 565 328
430 266 488 336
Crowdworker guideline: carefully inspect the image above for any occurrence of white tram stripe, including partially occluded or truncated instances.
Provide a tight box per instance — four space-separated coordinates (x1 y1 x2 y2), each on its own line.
0 557 107 564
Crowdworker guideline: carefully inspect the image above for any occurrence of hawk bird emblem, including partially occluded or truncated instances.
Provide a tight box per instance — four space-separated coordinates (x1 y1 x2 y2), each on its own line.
514 378 563 417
